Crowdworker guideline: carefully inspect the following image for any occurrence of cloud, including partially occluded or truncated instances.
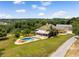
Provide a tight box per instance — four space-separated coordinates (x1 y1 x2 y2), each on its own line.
38 13 45 16
16 9 26 13
41 1 52 6
32 5 37 9
38 6 46 11
13 0 25 4
52 10 67 18
32 5 46 11
32 2 52 11
65 16 78 19
0 14 12 18
65 16 72 19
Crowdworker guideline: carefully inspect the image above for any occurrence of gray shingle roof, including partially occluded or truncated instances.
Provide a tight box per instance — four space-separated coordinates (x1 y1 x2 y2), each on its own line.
56 24 72 30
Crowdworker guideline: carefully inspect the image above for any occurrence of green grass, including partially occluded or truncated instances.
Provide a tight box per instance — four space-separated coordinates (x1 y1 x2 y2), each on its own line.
0 34 73 57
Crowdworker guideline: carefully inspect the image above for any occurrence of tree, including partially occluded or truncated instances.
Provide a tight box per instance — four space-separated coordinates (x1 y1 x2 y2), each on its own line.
15 33 20 38
71 18 79 35
48 25 58 38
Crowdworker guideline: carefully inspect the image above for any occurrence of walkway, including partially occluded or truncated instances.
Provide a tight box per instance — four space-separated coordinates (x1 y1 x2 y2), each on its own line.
50 36 77 57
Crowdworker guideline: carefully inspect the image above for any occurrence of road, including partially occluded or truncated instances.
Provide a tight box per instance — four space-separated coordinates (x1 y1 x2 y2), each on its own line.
50 36 77 57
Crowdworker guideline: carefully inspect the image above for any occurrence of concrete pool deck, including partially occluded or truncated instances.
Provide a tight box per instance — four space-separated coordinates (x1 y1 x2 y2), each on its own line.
14 37 39 45
50 36 78 57
14 35 48 45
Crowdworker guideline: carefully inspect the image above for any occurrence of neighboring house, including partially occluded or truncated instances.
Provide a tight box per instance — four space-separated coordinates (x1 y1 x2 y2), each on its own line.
55 24 73 35
35 23 55 36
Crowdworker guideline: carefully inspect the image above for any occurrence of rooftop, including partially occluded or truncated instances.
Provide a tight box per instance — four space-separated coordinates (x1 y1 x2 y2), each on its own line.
36 23 55 31
56 24 72 30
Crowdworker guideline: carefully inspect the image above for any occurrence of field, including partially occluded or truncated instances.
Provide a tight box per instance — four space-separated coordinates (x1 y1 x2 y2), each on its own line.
0 35 72 57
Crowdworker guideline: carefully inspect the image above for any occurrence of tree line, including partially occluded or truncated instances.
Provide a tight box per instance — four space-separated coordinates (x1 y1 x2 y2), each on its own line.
0 17 79 40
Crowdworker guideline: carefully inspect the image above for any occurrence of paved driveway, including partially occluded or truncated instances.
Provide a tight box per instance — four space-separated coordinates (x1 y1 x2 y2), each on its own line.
50 36 77 57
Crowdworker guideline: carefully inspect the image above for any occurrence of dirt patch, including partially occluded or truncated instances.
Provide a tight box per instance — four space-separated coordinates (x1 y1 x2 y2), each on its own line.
65 39 79 57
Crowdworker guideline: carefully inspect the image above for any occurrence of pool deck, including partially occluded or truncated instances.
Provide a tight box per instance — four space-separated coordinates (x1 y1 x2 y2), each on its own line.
15 35 48 45
14 38 39 45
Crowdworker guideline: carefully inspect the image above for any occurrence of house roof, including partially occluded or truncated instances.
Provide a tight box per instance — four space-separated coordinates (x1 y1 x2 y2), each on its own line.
36 23 55 31
56 24 72 30
36 30 49 34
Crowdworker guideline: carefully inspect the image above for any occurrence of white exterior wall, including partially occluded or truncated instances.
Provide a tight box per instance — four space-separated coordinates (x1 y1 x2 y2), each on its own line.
67 30 73 34
58 30 73 35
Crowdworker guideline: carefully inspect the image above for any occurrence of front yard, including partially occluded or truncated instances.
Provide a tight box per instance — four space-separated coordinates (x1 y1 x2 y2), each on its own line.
0 34 73 57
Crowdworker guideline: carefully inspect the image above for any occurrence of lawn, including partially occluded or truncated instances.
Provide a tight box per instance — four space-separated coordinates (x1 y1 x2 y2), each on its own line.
0 34 73 57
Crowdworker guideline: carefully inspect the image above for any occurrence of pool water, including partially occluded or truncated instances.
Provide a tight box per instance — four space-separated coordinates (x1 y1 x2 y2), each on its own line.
22 37 33 40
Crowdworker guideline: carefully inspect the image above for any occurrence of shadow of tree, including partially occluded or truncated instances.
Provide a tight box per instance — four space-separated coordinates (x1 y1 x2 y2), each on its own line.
0 48 5 56
0 37 8 41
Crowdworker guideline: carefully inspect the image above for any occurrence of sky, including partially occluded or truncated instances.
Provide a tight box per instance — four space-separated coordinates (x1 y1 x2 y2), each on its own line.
0 1 79 19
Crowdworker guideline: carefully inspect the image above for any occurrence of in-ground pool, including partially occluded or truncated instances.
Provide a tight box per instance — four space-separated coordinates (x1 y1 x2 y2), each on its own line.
22 37 33 41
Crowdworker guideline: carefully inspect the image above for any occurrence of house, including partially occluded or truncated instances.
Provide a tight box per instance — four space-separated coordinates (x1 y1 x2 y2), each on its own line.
35 23 73 37
36 23 55 37
55 24 73 35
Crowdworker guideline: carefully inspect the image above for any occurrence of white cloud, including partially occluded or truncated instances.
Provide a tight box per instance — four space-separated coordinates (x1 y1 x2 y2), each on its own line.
32 1 51 11
65 16 72 19
32 5 46 11
38 13 45 16
52 10 67 18
32 2 51 11
65 16 78 19
0 14 12 18
32 5 37 9
38 6 46 11
41 1 52 6
13 0 25 4
16 9 26 13
5 15 12 18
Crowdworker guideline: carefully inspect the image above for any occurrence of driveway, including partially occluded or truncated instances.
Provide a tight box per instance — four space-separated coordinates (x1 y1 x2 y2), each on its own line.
50 36 77 57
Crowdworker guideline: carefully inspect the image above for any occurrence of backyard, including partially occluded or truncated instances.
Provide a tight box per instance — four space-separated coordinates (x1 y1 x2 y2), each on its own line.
0 34 73 57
